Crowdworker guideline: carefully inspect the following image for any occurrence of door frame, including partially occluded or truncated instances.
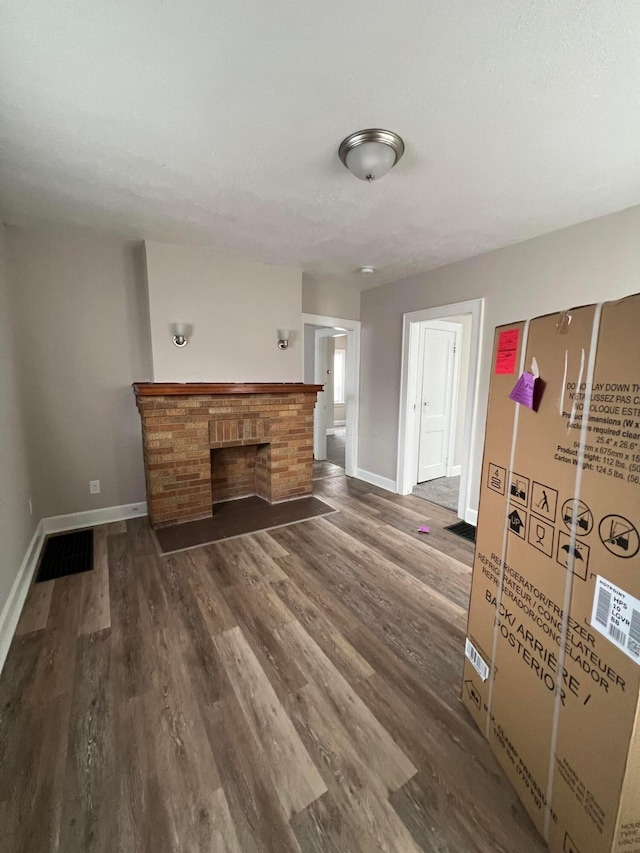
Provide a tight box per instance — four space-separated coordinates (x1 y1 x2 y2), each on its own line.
415 320 463 482
302 313 361 478
396 298 484 522
312 328 337 460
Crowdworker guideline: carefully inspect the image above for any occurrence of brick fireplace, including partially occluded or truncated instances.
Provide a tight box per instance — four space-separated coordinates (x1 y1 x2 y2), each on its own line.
133 383 321 527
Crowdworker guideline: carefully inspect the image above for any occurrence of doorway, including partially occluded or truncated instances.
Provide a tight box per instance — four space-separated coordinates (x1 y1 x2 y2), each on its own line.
327 333 347 469
302 313 361 480
397 299 484 522
415 320 462 484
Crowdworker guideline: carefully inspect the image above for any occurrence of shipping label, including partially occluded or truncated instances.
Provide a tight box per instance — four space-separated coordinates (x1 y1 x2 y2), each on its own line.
495 328 520 374
465 637 489 681
591 576 640 665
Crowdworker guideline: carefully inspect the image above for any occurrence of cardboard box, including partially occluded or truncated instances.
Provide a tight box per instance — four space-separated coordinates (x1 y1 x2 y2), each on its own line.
463 294 640 853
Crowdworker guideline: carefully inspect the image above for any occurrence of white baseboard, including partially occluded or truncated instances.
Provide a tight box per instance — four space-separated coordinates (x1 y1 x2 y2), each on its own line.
355 468 397 493
42 501 148 534
465 508 478 526
326 428 336 436
0 522 45 675
334 419 346 426
0 500 149 677
450 465 462 477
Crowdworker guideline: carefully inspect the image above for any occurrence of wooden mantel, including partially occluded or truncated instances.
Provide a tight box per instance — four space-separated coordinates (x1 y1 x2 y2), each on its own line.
133 382 323 396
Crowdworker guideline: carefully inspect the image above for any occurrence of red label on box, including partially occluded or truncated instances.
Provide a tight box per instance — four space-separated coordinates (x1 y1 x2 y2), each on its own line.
495 328 519 374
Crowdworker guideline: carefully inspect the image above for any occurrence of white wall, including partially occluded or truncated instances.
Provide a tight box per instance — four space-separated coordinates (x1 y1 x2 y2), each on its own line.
359 204 640 514
145 241 302 382
0 227 37 614
302 279 360 321
6 228 152 518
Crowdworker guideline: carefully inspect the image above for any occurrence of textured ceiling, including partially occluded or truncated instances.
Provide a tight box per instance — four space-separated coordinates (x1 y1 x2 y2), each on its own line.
1 1 639 290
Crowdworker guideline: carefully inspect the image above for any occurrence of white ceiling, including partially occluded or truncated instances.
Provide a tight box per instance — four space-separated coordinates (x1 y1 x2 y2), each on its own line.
2 1 640 290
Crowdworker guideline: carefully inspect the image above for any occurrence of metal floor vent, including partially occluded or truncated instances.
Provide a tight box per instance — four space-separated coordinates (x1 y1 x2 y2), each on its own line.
35 529 94 583
444 521 477 543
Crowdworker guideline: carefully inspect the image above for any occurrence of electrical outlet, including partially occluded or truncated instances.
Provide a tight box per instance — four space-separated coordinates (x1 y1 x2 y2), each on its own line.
29 498 33 516
89 480 101 495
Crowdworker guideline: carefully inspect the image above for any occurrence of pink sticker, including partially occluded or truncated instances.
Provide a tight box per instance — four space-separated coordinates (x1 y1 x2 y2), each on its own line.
417 526 430 534
509 372 536 409
496 328 520 374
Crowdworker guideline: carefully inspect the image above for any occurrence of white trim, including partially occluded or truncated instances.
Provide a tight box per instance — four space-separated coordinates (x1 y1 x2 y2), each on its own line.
355 468 397 493
326 428 336 436
445 323 463 477
451 464 462 477
303 313 361 479
313 328 337 460
0 500 148 677
397 298 484 522
0 521 45 674
334 419 346 426
465 508 478 526
42 501 148 534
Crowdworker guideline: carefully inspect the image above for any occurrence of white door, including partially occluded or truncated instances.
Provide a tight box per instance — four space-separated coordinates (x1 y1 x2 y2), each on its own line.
417 323 458 482
313 333 331 460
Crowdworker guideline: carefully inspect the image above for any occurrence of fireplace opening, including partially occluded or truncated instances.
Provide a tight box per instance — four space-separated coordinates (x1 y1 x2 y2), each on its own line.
210 443 271 505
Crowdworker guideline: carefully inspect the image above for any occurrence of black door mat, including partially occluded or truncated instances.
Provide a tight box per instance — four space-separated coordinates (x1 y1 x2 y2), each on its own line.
154 494 336 554
444 521 477 543
36 529 94 583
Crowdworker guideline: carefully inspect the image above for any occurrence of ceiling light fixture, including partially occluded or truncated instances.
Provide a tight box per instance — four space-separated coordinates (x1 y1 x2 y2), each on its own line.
339 128 405 182
359 266 375 274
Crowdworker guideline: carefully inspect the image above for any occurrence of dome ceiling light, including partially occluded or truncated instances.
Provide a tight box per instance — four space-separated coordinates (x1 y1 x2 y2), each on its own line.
338 128 405 182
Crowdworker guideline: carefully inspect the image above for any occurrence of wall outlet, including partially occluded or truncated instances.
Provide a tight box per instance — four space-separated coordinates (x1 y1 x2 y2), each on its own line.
89 480 101 495
29 498 33 516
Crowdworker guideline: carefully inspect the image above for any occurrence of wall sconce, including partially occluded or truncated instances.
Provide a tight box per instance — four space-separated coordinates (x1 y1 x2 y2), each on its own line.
171 322 191 348
277 328 291 350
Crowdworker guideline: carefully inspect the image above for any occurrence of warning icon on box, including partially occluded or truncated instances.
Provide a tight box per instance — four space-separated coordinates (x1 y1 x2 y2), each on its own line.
556 532 589 580
598 515 640 559
464 680 481 711
509 472 530 507
563 832 580 853
531 480 558 523
508 506 527 539
488 463 506 495
562 499 593 536
528 515 554 558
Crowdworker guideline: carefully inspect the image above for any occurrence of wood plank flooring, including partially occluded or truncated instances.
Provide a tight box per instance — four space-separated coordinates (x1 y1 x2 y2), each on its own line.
0 476 547 853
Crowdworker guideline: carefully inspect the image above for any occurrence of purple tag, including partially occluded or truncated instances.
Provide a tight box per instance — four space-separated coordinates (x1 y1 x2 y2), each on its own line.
417 526 430 534
509 371 536 409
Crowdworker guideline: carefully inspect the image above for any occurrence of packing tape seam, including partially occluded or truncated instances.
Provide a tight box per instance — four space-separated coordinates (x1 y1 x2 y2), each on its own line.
568 347 585 429
560 350 568 416
486 319 531 739
542 301 603 840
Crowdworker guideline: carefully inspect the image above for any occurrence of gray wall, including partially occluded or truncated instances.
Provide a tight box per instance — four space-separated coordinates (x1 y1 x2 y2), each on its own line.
0 227 37 613
359 205 640 512
6 228 152 518
302 279 360 321
145 241 303 382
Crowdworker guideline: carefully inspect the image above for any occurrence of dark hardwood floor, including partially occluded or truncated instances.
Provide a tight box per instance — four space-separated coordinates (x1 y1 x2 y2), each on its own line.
0 476 547 853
